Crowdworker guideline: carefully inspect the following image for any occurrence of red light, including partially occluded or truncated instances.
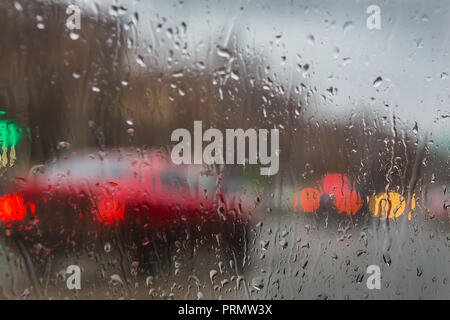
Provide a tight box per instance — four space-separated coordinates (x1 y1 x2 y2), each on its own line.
319 173 363 215
0 194 28 222
27 201 36 215
95 198 125 225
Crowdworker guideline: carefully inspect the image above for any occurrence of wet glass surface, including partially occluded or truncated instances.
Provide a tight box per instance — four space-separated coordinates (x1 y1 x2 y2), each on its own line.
0 0 448 299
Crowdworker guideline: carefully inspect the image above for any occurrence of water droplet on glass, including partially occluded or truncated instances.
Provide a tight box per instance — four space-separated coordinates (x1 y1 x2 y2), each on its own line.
417 266 423 277
343 21 354 33
383 252 392 266
251 277 264 291
14 1 23 11
373 76 383 88
136 55 146 68
69 32 79 40
57 141 71 151
109 274 123 286
216 46 231 59
209 270 218 283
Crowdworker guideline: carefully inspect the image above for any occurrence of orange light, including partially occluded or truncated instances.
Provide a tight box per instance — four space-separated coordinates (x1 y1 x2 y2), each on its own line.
299 187 320 213
293 192 298 212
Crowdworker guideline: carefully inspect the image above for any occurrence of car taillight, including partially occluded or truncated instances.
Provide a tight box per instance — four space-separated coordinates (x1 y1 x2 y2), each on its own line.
0 193 33 223
293 173 363 215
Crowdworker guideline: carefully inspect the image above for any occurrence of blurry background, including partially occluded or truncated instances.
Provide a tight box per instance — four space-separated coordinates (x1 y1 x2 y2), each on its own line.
0 0 448 299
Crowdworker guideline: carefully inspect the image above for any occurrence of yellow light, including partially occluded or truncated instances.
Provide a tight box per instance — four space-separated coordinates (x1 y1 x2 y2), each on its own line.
369 192 416 219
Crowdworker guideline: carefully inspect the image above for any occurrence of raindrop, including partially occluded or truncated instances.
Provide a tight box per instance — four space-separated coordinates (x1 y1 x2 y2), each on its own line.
14 1 23 11
251 277 264 291
172 70 184 78
194 61 205 69
342 57 352 65
279 239 288 248
209 270 218 283
231 71 239 81
356 273 364 283
69 32 79 40
343 21 354 33
260 239 270 250
216 46 231 59
417 266 423 277
383 252 392 266
415 38 423 48
301 259 308 269
109 274 123 286
431 174 436 184
31 164 46 175
57 141 71 151
136 55 146 68
146 276 153 288
373 76 383 88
